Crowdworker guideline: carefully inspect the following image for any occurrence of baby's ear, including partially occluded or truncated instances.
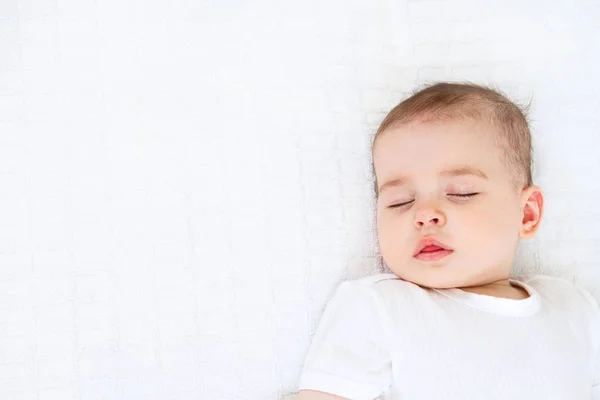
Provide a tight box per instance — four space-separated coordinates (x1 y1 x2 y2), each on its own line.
519 185 544 239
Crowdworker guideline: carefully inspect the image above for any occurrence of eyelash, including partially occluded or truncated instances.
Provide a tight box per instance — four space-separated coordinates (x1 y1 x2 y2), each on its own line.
388 193 480 209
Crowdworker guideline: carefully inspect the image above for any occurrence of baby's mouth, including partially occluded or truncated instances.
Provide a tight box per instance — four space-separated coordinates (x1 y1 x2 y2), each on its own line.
420 245 444 253
414 245 453 261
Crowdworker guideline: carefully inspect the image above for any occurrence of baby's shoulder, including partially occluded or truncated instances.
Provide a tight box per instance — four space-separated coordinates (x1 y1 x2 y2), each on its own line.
517 273 600 316
338 273 428 302
340 272 425 289
516 273 592 295
341 272 400 287
514 273 577 290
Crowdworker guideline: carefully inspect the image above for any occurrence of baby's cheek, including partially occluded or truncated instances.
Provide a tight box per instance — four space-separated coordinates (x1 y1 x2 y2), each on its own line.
473 205 521 252
462 207 511 241
377 219 408 256
492 202 522 232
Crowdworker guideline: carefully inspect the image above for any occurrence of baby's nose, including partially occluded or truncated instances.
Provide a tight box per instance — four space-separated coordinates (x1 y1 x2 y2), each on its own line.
414 209 446 228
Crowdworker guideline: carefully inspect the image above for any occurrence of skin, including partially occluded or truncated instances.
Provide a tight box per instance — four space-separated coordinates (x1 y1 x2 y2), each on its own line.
373 117 543 296
297 117 544 400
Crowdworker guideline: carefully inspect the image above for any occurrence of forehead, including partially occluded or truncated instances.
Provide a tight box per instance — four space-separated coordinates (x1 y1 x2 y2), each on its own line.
373 119 506 180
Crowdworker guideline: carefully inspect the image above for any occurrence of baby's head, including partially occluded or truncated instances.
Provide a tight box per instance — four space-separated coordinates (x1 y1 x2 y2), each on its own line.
372 82 544 289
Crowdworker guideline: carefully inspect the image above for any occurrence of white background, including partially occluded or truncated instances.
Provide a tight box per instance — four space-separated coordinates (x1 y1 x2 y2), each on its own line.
1 0 599 399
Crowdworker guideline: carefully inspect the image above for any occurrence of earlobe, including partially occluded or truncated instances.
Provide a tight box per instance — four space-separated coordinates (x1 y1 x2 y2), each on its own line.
519 185 544 239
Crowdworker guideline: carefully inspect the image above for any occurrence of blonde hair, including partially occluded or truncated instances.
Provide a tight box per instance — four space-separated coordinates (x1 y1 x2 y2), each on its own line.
371 82 533 198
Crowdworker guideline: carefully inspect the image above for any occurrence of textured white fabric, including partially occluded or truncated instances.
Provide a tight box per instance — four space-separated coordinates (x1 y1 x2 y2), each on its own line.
298 273 600 399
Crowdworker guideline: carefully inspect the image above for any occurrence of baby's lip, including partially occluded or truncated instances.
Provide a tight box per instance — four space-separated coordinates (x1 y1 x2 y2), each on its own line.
413 237 452 256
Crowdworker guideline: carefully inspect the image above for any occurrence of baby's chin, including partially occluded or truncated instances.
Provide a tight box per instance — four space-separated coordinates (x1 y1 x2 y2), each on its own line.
398 275 465 290
388 262 485 289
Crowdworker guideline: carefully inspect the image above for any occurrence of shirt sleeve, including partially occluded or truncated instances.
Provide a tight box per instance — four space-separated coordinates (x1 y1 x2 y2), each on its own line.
575 284 600 398
297 281 393 400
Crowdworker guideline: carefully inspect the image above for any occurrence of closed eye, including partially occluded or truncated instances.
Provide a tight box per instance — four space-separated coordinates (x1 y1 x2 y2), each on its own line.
388 193 479 209
448 193 479 199
388 200 414 209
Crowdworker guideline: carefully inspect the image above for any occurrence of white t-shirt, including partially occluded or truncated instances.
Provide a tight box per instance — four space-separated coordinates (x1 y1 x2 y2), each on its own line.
298 273 600 399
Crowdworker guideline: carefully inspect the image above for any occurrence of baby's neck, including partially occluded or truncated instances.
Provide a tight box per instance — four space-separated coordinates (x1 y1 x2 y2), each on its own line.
458 279 530 300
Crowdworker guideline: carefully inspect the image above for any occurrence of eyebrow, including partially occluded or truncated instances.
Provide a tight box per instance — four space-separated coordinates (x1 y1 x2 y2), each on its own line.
378 166 489 193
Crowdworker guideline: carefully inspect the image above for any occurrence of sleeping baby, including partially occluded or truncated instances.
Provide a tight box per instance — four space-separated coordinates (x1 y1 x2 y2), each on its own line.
296 82 600 399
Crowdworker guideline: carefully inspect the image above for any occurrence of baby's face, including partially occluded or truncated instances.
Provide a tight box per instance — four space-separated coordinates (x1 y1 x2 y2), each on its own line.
373 118 531 289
